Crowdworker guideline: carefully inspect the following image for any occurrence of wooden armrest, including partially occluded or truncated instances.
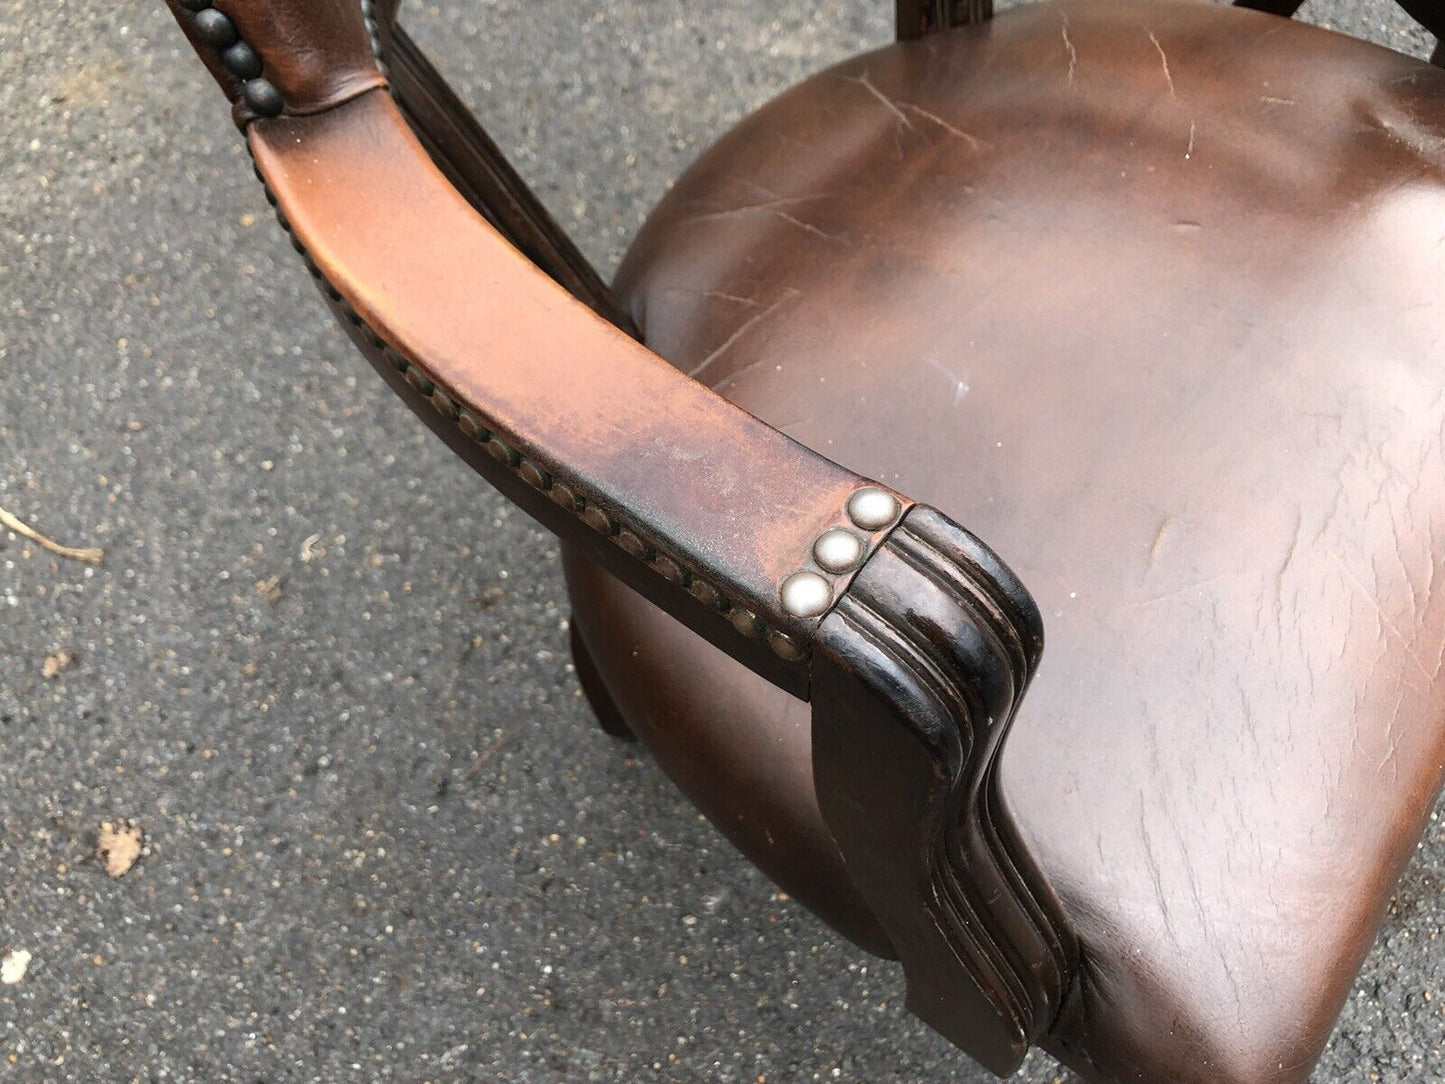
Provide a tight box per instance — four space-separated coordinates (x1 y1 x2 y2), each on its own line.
248 90 877 694
815 507 1074 1071
162 1 1077 1073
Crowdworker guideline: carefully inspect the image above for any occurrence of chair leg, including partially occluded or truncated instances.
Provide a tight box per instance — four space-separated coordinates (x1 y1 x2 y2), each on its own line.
569 622 636 741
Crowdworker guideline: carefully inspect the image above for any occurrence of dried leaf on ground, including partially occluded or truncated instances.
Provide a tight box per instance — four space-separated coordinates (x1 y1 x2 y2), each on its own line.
42 648 77 679
255 574 285 605
473 587 505 609
1 949 32 985
97 821 144 878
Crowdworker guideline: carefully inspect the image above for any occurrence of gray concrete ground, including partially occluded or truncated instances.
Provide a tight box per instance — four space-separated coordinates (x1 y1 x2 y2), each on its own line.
1 1 1441 1081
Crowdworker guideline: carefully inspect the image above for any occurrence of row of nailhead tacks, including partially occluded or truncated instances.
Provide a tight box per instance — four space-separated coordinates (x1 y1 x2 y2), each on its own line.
176 0 285 117
250 167 810 664
359 0 389 77
778 489 902 619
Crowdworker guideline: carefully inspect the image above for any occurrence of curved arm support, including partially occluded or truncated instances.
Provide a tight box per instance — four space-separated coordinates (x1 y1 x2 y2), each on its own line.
163 1 1077 1073
814 508 1076 1073
249 90 896 695
166 0 912 688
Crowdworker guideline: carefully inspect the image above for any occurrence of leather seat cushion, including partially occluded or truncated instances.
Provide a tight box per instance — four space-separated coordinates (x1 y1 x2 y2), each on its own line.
564 2 1445 1080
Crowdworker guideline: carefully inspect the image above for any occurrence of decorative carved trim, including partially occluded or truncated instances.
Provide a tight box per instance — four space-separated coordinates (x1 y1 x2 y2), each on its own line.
813 506 1076 1075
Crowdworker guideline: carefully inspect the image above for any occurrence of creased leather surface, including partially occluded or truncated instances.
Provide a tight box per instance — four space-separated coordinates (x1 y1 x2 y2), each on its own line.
568 2 1445 1081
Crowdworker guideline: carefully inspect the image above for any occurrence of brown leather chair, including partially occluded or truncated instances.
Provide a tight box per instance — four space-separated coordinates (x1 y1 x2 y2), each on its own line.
161 1 1445 1080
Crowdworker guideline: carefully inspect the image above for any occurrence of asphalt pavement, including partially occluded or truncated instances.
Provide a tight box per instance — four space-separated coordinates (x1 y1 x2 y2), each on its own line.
2 1 1441 1081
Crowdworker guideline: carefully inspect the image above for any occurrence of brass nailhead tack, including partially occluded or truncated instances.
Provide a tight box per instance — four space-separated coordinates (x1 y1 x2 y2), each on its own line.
813 528 866 574
243 78 284 117
193 9 237 47
769 631 806 662
456 413 481 440
690 579 722 609
430 390 457 419
221 42 263 80
582 505 613 535
780 571 833 619
847 488 901 531
652 555 684 584
518 460 548 490
616 530 648 560
485 437 514 465
549 482 577 511
729 608 761 640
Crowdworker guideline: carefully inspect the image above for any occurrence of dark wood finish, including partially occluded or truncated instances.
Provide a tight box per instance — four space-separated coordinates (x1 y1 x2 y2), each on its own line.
897 0 993 40
569 622 635 740
564 546 897 959
813 508 1074 1074
368 0 403 27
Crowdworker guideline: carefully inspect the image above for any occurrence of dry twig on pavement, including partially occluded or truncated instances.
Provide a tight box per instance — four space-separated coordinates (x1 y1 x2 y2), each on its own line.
0 502 105 565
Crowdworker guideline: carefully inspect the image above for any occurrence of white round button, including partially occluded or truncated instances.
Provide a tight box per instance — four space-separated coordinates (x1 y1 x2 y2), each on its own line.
812 528 866 574
847 488 900 531
780 571 833 618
